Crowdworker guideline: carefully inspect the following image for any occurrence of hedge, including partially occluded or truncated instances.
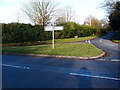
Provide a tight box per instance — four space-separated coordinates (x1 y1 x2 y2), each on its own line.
2 22 107 43
2 23 51 43
55 22 97 39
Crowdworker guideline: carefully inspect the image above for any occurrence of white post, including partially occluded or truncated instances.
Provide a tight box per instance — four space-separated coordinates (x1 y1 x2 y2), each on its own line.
52 29 54 49
44 21 63 49
52 23 55 49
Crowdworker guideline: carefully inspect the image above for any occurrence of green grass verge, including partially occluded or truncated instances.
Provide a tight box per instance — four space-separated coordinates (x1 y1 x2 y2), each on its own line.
112 33 120 44
2 36 97 46
45 36 97 44
112 40 120 43
2 43 103 57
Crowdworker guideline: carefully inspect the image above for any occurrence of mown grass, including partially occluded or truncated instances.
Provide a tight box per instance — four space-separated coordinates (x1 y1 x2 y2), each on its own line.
2 43 103 57
2 36 97 46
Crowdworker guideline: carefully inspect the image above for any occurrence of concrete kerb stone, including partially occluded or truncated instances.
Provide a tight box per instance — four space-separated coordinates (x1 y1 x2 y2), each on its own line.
2 51 106 60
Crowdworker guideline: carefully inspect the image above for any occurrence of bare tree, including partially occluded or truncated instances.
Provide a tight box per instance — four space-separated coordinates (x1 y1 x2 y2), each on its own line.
100 18 109 28
101 0 119 15
22 0 58 26
64 7 74 22
84 15 102 29
55 17 66 24
56 7 74 24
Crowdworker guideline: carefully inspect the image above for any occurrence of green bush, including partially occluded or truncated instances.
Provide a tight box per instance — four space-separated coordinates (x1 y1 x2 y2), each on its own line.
2 23 51 43
95 27 111 37
76 25 97 37
2 22 107 44
56 22 97 39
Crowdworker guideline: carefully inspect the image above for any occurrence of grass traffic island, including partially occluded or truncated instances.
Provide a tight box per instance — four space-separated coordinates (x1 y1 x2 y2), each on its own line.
2 43 104 58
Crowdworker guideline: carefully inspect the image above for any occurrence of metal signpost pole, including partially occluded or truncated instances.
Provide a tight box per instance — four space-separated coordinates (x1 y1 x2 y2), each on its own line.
44 22 63 49
52 22 55 49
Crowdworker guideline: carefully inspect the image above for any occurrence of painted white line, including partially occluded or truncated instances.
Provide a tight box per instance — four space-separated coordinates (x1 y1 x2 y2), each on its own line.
96 59 105 61
1 64 30 70
88 40 91 43
70 73 120 81
85 41 88 42
111 59 120 62
100 39 116 47
103 42 114 47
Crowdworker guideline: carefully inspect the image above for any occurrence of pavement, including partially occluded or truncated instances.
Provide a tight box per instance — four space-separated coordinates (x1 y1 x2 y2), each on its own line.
1 33 120 88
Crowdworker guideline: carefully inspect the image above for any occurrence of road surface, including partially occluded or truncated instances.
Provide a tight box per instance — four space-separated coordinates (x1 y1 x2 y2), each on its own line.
2 33 120 88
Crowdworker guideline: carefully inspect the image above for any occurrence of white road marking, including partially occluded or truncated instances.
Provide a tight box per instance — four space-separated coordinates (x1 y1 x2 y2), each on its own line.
100 39 117 47
96 59 105 61
103 42 114 47
70 73 120 81
111 59 120 62
85 41 88 42
1 64 30 70
88 40 91 43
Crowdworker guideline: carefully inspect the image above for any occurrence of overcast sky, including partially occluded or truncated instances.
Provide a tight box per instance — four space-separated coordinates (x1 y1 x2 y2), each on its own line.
0 0 106 24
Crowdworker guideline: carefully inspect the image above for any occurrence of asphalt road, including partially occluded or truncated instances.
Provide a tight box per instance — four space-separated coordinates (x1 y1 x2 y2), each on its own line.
2 33 120 88
91 33 120 61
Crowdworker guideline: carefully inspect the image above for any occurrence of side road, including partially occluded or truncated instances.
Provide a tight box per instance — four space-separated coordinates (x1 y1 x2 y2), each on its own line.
90 33 120 61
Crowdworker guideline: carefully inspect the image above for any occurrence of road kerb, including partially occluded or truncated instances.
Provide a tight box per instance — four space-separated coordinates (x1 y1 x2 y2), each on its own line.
2 52 106 60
